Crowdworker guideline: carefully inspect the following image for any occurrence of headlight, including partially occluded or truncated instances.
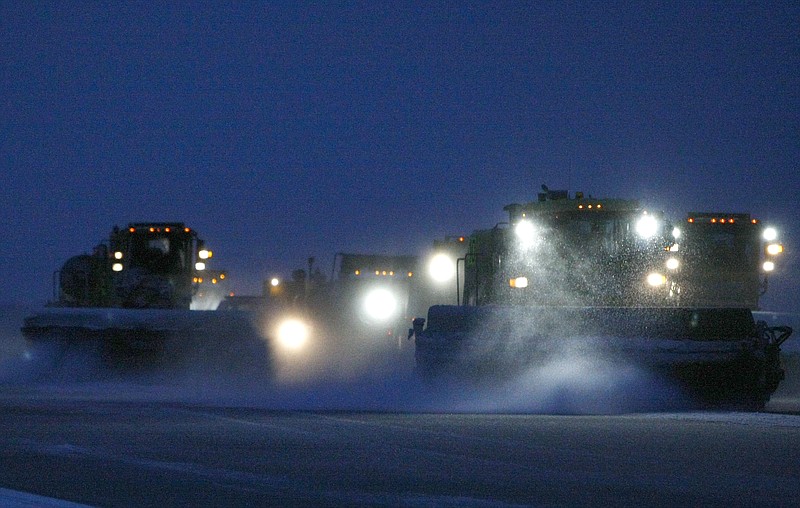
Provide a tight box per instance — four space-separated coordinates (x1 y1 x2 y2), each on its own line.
276 318 309 350
636 215 659 239
509 277 528 288
671 227 681 239
428 253 455 283
198 249 212 259
363 288 398 322
763 261 775 272
112 263 124 272
514 220 538 248
766 244 783 256
666 257 679 270
195 262 206 271
763 227 777 241
646 272 666 287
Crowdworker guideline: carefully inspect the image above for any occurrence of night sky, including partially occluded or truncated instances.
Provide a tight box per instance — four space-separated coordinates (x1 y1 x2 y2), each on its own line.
2 2 798 310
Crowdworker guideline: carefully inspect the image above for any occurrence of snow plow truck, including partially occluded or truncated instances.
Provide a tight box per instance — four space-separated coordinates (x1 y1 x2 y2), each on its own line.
20 223 269 379
411 189 792 409
217 253 422 381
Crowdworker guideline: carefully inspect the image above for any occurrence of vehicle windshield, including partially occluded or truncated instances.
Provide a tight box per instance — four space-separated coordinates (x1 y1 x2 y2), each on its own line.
545 212 634 256
684 226 759 270
129 233 190 273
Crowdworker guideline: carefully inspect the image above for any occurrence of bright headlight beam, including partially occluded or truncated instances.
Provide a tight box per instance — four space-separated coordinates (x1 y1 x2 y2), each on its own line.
515 220 537 248
363 288 397 321
763 227 778 241
666 258 679 270
647 272 666 287
763 261 775 272
428 253 455 283
636 215 659 239
276 319 309 350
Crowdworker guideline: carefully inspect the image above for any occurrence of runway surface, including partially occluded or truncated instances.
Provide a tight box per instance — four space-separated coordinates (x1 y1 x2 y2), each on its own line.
0 385 799 507
2 306 799 506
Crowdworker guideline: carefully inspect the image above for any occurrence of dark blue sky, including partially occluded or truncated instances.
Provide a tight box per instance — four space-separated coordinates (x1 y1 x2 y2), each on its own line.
2 1 798 309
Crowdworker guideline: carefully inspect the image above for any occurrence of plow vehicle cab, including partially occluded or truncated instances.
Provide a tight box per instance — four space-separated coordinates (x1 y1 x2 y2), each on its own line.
463 189 674 307
254 253 421 351
21 223 268 379
412 189 792 409
671 212 783 309
224 253 420 382
54 223 206 309
333 253 420 343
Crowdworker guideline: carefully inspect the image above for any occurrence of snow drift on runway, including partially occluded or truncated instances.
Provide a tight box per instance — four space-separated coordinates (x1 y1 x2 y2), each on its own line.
2 305 796 414
1 335 687 415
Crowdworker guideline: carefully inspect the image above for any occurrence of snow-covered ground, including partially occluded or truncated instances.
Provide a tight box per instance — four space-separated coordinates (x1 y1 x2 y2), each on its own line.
0 392 798 506
1 305 799 505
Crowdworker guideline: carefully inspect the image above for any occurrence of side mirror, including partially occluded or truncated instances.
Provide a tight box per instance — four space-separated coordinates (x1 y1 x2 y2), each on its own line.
408 317 425 340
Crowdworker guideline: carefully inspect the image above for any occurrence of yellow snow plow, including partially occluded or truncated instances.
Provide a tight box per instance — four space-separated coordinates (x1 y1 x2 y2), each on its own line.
412 189 792 409
20 223 269 381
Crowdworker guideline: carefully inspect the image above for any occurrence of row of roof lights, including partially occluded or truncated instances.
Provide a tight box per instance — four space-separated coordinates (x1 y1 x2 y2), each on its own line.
128 227 191 233
354 270 414 277
193 276 223 284
687 217 758 224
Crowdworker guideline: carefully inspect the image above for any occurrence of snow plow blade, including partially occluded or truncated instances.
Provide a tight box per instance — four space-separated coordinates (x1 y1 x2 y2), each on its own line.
19 307 271 382
414 305 792 408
